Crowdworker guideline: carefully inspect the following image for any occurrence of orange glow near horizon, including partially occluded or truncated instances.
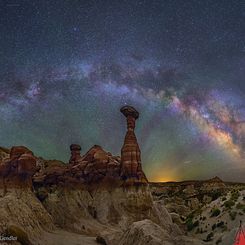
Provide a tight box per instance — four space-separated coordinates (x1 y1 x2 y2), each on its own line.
152 177 178 182
148 167 180 182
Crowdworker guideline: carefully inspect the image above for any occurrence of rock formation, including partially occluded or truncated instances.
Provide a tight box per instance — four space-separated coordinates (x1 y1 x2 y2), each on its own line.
120 106 148 183
34 106 148 187
79 145 121 182
202 176 225 190
33 145 122 187
118 219 205 245
0 106 209 245
0 146 36 189
0 146 10 162
69 144 82 165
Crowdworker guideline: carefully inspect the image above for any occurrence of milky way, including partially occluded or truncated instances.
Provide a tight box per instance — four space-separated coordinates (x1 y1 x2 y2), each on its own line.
0 0 245 182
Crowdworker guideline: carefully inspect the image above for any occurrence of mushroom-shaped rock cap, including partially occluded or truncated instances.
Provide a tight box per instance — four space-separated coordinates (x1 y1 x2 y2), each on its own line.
120 106 139 119
70 144 81 151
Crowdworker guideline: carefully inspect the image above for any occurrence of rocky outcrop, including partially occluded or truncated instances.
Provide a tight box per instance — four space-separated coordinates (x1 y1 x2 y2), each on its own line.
33 145 122 187
40 186 154 232
201 176 225 190
78 145 121 183
33 159 67 187
0 146 36 189
0 189 55 244
120 106 147 183
119 219 172 245
118 219 205 245
40 183 194 245
0 146 10 162
33 106 148 187
69 144 83 165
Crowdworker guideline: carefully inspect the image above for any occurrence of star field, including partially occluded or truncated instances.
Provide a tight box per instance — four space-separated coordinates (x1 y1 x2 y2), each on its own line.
0 0 245 182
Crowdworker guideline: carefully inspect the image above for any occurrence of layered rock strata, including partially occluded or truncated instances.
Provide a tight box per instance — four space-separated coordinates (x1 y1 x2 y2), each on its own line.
33 145 122 187
120 106 148 183
0 146 36 189
34 106 147 187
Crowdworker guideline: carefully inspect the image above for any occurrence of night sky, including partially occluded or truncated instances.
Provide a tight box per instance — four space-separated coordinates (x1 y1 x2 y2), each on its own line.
0 0 245 182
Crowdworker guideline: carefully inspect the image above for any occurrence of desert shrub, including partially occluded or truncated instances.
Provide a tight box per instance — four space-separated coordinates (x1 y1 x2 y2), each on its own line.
193 208 201 215
193 220 199 227
202 216 206 220
229 211 237 220
222 225 228 232
186 215 199 231
96 236 107 245
186 219 194 231
212 224 217 230
88 205 97 218
211 208 221 217
6 225 31 245
185 212 196 230
240 205 245 213
231 190 240 201
236 203 245 213
216 221 224 228
216 238 222 244
205 232 214 242
180 216 186 221
222 197 227 201
224 200 235 209
236 202 243 209
186 213 194 220
211 190 222 201
36 188 48 202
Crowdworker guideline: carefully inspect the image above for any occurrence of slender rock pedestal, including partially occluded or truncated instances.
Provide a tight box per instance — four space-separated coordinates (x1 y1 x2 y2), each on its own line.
120 106 148 183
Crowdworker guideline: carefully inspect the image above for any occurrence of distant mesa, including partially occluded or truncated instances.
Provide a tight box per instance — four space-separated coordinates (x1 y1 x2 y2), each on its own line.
206 176 223 183
202 175 225 189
